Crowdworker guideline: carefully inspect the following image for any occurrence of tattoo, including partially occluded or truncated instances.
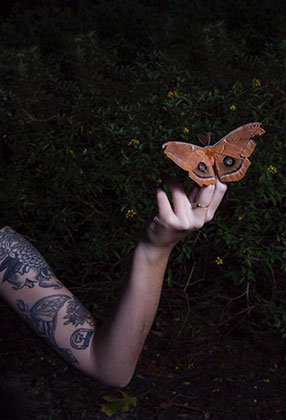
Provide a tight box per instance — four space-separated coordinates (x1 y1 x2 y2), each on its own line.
17 294 79 365
63 296 94 327
70 328 94 350
0 227 62 290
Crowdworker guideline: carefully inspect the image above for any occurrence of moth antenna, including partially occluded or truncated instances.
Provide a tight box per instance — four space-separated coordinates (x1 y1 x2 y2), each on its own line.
197 133 207 146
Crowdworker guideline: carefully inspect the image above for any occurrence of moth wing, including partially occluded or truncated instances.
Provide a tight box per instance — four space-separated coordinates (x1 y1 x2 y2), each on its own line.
214 153 251 183
162 141 216 186
214 122 265 158
212 122 265 183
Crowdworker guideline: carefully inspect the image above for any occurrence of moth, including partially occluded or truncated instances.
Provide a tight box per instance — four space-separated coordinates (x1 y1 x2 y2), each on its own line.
162 122 265 187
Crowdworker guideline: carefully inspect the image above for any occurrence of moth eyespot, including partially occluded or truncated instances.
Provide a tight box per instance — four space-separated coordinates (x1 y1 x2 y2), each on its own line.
198 162 207 172
224 156 235 166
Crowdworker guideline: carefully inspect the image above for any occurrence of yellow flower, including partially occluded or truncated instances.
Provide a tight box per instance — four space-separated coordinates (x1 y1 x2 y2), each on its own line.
203 27 210 32
253 78 261 87
66 147 75 156
229 105 236 111
128 139 140 146
74 37 82 42
263 378 270 383
125 209 136 219
238 215 245 221
267 165 278 174
167 90 179 98
17 52 24 57
215 257 223 265
2 134 7 139
82 148 88 155
184 127 190 134
233 80 243 89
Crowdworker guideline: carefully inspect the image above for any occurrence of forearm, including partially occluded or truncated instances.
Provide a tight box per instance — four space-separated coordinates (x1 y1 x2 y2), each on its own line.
0 225 98 376
91 241 173 387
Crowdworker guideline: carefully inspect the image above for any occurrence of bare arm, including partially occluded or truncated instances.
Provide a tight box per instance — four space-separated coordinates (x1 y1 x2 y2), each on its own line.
0 177 227 387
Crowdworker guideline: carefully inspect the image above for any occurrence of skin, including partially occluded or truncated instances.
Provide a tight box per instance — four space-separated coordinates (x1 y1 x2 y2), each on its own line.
0 175 227 387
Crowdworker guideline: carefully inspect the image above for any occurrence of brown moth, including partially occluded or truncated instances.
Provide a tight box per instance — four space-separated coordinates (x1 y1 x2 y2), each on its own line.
162 122 265 187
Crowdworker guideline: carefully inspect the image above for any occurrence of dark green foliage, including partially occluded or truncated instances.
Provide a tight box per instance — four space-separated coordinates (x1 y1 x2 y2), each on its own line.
0 0 285 332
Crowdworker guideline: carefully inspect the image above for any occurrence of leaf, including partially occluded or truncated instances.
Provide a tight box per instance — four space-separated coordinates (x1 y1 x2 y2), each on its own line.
100 391 137 417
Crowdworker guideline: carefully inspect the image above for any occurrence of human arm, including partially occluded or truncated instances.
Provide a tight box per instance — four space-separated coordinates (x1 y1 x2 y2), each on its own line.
0 177 227 387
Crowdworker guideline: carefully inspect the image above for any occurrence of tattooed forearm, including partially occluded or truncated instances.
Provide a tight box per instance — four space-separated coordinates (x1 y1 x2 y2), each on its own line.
0 227 62 290
17 294 79 365
70 328 94 350
63 296 95 327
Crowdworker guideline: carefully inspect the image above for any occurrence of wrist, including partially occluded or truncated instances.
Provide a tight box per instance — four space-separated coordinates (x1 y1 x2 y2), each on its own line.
135 239 174 266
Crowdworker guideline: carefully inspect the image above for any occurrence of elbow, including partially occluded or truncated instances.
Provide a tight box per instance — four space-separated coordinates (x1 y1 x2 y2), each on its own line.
113 374 133 389
78 365 134 388
93 371 134 389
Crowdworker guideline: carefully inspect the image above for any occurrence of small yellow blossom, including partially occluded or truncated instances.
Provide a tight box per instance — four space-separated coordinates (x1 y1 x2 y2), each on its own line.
203 27 211 32
184 127 190 134
125 209 136 219
74 37 82 42
157 178 162 184
253 78 261 87
263 378 270 383
17 52 24 57
215 256 223 265
2 134 7 139
128 139 140 146
267 165 277 174
66 147 75 156
238 215 245 221
8 112 12 117
233 80 243 89
229 105 236 111
82 148 88 155
168 90 179 99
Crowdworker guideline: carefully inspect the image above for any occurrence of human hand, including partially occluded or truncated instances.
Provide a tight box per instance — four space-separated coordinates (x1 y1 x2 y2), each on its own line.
141 174 227 250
